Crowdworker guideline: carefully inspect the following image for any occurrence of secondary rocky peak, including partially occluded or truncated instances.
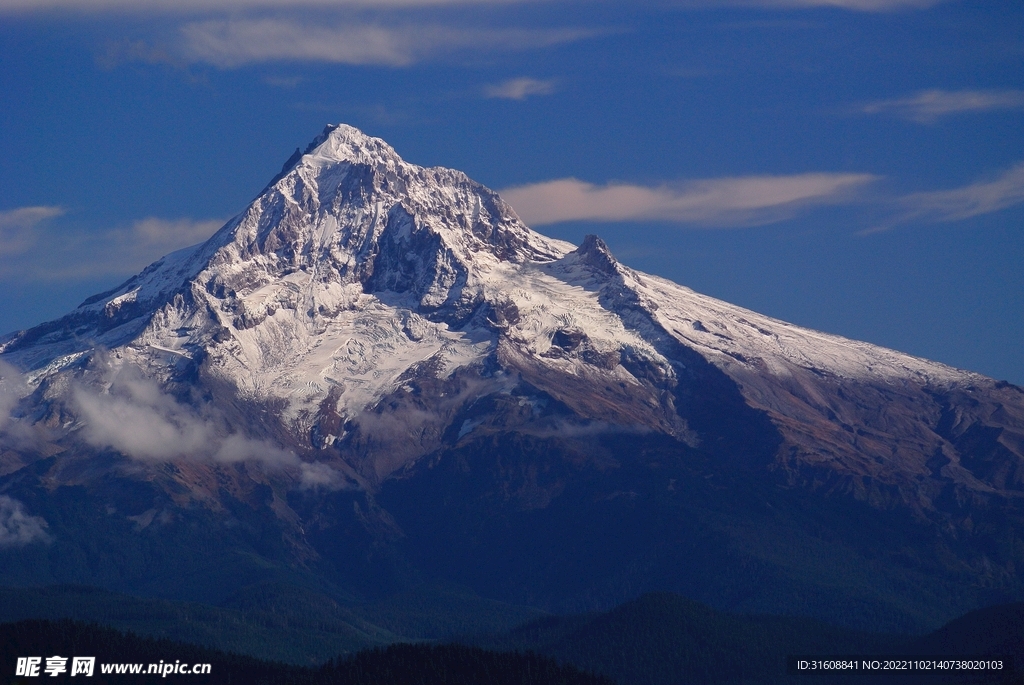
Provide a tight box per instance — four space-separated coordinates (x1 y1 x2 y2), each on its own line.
572 234 620 276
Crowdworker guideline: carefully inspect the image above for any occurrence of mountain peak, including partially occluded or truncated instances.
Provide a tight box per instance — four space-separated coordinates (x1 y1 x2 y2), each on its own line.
303 123 402 167
2 126 1023 636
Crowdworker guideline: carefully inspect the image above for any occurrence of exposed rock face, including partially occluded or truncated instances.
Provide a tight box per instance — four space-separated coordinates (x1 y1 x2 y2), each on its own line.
1 125 1022 630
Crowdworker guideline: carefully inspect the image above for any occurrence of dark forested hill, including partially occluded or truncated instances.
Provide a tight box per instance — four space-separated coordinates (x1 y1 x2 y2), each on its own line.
466 593 1024 685
0 619 612 685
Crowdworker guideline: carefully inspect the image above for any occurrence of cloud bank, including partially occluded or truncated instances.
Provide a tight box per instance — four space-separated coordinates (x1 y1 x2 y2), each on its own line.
862 89 1024 123
71 363 350 489
500 173 878 227
0 496 50 548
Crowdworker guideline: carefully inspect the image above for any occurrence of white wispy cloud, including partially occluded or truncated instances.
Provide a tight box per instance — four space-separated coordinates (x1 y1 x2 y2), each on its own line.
862 89 1024 123
0 212 224 281
71 363 351 489
0 206 64 256
180 19 595 67
673 0 945 10
0 362 23 425
0 360 53 450
129 216 224 249
72 368 291 464
758 0 942 9
484 77 556 100
895 162 1024 224
0 0 946 10
0 0 534 10
500 173 879 227
0 360 31 451
0 495 50 548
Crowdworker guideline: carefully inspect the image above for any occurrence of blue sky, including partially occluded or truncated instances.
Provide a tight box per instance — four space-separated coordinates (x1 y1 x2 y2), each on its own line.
1 0 1022 383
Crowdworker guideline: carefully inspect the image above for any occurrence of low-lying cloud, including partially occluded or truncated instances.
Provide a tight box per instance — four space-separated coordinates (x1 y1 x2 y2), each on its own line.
0 360 38 449
500 173 879 228
0 361 26 426
862 89 1024 123
72 371 267 463
71 363 350 489
181 19 595 67
0 495 50 548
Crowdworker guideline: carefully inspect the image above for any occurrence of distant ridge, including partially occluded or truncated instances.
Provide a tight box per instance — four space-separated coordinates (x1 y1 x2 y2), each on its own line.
3 590 1022 684
468 593 1024 685
0 583 544 665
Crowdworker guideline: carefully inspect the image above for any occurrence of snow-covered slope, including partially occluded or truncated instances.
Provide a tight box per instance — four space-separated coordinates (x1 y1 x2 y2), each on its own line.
1 124 1020 494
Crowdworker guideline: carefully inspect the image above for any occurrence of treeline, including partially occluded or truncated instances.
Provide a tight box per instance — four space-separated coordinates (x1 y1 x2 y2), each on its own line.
1 619 301 684
320 644 615 685
0 582 546 664
0 583 397 664
466 593 1024 685
0 619 613 685
4 592 1023 685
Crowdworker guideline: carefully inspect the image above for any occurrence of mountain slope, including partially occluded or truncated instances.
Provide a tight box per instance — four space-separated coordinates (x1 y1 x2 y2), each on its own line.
1 124 1022 632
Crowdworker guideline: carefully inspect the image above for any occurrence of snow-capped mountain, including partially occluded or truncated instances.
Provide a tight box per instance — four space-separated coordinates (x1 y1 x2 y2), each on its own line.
1 125 1022 630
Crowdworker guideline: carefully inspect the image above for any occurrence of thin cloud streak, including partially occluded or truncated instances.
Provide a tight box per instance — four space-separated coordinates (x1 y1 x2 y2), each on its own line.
0 206 64 256
0 212 224 281
862 89 1024 123
0 0 537 11
181 19 596 67
757 0 942 8
501 173 879 228
896 162 1024 224
0 0 946 11
675 0 945 10
484 77 556 100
